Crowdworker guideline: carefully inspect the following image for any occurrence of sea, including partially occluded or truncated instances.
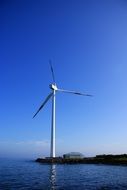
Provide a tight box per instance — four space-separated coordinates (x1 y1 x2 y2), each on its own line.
0 158 127 190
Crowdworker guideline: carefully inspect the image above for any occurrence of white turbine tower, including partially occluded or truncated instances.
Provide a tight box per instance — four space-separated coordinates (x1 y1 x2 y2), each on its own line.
33 61 92 158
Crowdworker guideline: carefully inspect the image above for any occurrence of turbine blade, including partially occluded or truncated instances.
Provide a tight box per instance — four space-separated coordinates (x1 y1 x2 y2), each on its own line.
57 88 93 97
33 92 53 118
49 60 56 84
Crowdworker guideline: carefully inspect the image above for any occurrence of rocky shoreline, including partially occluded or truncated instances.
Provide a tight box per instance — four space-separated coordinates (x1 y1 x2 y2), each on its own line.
36 154 127 165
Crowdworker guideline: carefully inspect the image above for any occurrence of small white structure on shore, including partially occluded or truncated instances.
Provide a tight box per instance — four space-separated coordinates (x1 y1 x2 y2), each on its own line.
63 152 84 159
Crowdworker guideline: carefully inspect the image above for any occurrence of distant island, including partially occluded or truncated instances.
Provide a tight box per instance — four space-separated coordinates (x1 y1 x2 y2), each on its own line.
36 154 127 166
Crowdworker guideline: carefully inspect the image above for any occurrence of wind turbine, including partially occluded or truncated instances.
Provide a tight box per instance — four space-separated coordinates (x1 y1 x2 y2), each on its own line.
33 61 92 158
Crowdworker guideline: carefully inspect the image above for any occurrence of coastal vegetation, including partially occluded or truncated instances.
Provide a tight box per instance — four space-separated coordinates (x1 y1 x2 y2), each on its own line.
36 154 127 165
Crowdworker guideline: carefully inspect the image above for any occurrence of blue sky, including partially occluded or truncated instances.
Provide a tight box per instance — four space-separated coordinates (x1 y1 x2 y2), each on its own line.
0 0 127 158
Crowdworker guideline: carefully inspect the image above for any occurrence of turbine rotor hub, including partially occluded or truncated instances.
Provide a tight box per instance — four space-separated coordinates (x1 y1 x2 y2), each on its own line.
49 84 58 91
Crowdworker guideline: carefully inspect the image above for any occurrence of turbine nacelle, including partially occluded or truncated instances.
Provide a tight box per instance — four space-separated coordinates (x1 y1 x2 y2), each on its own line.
49 84 58 91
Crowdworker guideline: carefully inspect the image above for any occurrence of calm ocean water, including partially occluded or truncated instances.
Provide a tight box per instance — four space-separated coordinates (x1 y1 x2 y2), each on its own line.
0 158 127 190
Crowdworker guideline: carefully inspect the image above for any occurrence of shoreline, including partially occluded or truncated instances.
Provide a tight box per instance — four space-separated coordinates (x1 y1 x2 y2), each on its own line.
36 156 127 166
